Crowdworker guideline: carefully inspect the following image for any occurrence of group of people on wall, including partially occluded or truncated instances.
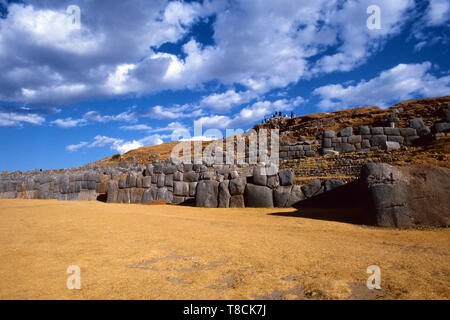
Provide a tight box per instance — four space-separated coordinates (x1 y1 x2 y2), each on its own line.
263 111 296 123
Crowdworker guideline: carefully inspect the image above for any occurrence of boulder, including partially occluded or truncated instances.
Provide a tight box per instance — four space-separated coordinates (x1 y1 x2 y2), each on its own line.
184 171 199 182
173 181 189 197
229 178 246 195
117 189 130 203
339 127 353 137
279 170 294 186
324 179 345 192
274 185 305 207
157 173 165 187
361 163 450 227
196 180 219 207
370 135 387 146
174 171 183 181
381 141 400 150
156 187 173 203
189 182 197 197
301 179 323 198
218 181 231 208
164 174 173 187
359 126 370 135
323 130 335 138
244 184 273 207
142 187 157 204
253 166 267 186
142 176 152 188
127 174 137 188
267 174 280 189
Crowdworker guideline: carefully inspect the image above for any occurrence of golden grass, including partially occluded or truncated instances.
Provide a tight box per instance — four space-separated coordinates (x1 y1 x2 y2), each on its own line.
0 199 449 300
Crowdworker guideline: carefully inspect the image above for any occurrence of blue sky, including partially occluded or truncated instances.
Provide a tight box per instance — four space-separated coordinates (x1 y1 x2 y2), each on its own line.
0 0 449 171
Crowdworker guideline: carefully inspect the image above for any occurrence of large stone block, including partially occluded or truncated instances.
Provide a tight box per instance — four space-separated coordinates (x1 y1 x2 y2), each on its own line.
157 173 165 187
184 171 199 182
218 181 231 208
347 135 362 144
127 174 137 188
267 174 280 189
196 180 219 207
342 143 356 153
381 141 400 150
384 127 400 136
361 163 450 227
400 128 417 136
189 182 197 197
173 181 189 196
274 185 305 207
142 187 157 204
253 166 267 186
164 174 173 187
339 127 353 137
370 135 387 146
323 138 332 148
142 176 152 188
301 179 323 198
156 187 173 203
244 184 273 207
387 136 404 144
279 170 294 186
117 189 130 203
130 188 144 203
324 179 345 192
323 130 335 138
174 171 183 181
229 178 246 195
371 127 384 135
106 181 118 203
359 126 370 135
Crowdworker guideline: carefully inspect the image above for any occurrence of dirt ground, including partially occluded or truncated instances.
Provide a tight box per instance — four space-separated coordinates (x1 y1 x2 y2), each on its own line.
0 199 448 300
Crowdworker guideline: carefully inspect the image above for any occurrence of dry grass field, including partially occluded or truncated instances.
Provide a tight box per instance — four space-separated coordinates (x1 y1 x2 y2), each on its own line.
0 199 448 300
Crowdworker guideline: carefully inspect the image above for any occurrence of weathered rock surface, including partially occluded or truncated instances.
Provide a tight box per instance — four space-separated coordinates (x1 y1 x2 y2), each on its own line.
361 163 450 227
244 184 273 207
196 180 219 207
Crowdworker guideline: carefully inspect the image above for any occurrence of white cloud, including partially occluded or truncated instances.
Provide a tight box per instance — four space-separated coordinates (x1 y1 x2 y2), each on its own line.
66 134 163 154
120 124 152 131
426 0 450 26
66 141 88 152
200 89 257 113
52 110 137 128
0 111 45 127
149 104 204 120
313 62 450 110
51 117 86 128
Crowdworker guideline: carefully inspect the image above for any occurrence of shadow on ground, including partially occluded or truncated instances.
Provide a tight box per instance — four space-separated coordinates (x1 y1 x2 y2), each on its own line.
269 180 376 225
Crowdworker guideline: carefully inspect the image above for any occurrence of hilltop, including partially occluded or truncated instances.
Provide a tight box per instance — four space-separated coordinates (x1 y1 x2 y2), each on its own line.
94 95 450 169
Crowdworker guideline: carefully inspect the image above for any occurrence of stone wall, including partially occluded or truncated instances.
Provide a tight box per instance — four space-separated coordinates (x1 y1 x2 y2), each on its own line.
0 161 348 209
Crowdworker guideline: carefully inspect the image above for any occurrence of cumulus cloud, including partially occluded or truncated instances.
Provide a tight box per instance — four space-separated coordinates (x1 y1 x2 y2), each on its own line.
0 0 421 106
313 62 450 110
66 134 164 154
200 89 257 113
